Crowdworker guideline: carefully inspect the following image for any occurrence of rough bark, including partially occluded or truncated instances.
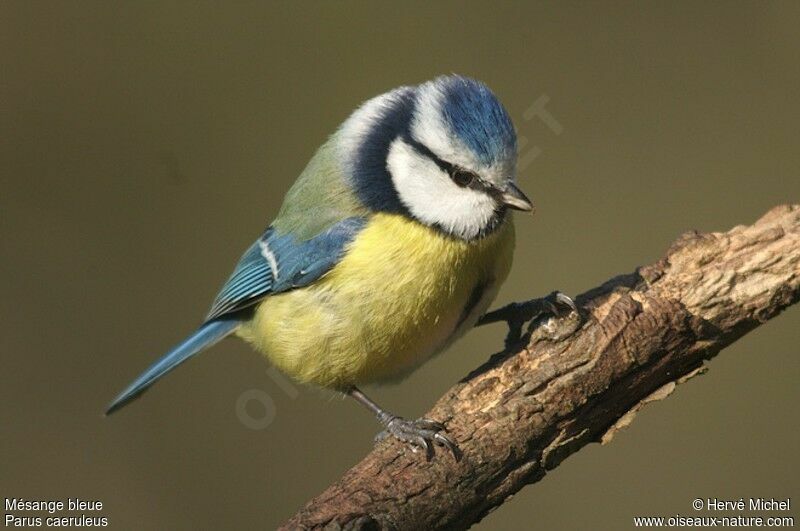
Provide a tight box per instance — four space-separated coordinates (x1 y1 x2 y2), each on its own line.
283 205 800 530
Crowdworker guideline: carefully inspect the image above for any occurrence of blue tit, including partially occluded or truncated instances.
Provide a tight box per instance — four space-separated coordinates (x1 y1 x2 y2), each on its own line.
106 75 536 455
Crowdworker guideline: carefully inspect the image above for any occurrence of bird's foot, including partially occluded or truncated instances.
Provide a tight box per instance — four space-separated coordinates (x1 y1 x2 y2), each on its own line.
375 415 461 461
478 291 582 348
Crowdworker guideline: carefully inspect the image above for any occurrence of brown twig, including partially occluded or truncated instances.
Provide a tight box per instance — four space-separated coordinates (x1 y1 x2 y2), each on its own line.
283 205 800 530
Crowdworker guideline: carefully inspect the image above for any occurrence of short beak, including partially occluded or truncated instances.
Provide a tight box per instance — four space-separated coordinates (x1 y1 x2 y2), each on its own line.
500 181 534 213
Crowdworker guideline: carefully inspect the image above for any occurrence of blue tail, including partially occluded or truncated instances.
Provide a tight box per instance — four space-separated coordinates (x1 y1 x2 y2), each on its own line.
105 319 240 415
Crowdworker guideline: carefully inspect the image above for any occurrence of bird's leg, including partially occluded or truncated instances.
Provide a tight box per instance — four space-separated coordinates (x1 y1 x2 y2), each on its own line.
477 291 581 348
347 387 461 461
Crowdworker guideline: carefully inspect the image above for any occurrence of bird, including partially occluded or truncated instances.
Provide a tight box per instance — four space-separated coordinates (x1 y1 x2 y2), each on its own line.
106 74 575 459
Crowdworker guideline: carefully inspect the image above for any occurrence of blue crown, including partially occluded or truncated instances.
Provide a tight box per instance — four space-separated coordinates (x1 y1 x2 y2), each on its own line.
434 76 517 166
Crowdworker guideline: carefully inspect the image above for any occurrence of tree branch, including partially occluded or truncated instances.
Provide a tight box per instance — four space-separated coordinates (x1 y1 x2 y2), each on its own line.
283 205 800 530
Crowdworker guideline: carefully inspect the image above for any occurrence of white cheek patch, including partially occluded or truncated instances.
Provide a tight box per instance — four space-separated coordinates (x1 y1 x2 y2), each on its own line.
387 139 497 240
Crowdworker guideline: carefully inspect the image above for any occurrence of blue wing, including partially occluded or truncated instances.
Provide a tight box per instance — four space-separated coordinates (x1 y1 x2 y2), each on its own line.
105 216 366 415
205 216 367 321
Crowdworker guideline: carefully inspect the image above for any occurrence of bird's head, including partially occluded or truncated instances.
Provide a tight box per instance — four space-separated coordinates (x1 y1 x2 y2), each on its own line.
338 75 531 241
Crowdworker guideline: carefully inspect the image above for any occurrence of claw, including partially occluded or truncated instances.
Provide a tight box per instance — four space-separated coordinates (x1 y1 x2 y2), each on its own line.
528 291 583 341
479 290 582 347
555 292 576 309
434 432 462 461
417 436 434 460
552 291 578 315
378 417 461 461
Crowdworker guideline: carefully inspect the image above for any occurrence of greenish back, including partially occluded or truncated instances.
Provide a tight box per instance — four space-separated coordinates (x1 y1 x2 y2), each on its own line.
271 136 369 240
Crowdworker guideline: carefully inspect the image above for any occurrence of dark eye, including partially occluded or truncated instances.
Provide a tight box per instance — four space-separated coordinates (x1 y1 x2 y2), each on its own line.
450 168 477 187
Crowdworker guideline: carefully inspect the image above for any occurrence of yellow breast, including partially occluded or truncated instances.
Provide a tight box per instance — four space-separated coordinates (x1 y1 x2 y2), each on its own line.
238 213 515 389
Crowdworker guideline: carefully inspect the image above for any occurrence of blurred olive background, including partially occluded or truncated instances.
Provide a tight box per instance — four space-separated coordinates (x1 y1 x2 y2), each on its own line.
2 2 798 529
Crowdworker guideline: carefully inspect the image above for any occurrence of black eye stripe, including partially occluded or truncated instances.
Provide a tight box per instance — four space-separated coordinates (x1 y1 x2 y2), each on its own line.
401 134 454 174
401 134 493 192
